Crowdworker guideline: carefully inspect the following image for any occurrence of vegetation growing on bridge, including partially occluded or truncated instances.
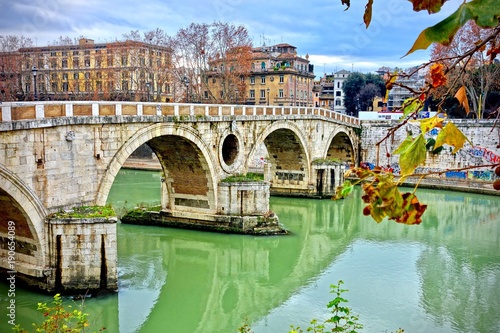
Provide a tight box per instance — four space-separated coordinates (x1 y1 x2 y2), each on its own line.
221 173 264 183
312 158 343 165
49 205 116 219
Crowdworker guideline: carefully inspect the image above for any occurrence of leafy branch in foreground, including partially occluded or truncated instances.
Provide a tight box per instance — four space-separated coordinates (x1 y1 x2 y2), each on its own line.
334 168 428 225
336 0 500 224
13 293 105 333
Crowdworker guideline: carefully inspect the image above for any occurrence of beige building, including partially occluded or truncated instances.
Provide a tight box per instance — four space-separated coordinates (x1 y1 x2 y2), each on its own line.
205 43 316 106
15 38 173 102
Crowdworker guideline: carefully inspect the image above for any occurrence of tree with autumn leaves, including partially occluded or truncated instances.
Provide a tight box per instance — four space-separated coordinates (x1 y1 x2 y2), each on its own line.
335 0 500 225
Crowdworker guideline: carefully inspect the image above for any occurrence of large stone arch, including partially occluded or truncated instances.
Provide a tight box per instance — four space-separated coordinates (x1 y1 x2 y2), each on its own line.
0 164 47 274
323 127 358 165
248 121 312 189
96 123 218 212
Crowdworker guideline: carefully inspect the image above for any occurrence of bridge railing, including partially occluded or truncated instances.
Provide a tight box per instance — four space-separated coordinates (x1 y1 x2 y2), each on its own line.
0 101 360 126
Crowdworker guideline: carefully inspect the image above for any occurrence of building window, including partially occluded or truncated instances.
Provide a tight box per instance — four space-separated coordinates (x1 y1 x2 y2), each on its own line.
250 76 255 84
62 51 68 56
107 56 113 66
279 89 284 98
50 52 57 57
73 51 79 56
336 91 341 96
63 82 68 92
261 76 265 84
260 89 266 99
62 73 68 80
84 50 90 55
337 82 340 88
122 81 128 91
84 58 90 67
74 73 79 80
121 56 127 66
249 89 255 99
73 59 79 68
279 75 284 83
97 81 102 92
85 72 90 79
261 62 266 70
51 73 57 80
336 99 342 106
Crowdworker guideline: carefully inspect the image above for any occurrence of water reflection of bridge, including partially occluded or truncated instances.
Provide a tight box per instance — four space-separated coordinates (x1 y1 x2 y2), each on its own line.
118 188 500 333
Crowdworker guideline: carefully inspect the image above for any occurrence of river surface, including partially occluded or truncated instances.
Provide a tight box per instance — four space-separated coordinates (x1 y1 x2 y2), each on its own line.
2 168 500 333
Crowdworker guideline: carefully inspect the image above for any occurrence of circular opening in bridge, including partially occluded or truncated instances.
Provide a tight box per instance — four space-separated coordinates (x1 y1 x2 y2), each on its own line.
222 134 239 166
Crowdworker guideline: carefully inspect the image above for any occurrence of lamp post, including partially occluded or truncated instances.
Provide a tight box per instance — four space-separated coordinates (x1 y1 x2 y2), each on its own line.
146 81 151 102
182 76 190 103
266 87 270 106
31 66 38 101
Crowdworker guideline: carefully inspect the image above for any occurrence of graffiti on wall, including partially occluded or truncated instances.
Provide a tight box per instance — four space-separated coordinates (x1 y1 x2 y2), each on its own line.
467 146 500 164
360 162 497 181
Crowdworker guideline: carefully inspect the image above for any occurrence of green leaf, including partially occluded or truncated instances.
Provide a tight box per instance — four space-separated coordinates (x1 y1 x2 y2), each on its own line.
401 97 423 118
393 134 427 175
434 122 471 153
405 0 500 56
333 180 354 200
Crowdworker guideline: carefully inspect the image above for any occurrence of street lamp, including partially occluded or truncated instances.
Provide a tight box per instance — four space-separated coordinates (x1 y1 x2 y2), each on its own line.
182 76 190 103
266 87 270 106
146 81 151 102
31 66 38 101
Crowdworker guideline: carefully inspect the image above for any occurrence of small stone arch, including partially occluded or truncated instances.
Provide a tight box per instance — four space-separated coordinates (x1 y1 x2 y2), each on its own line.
96 123 218 212
323 127 358 165
0 164 48 272
247 120 312 186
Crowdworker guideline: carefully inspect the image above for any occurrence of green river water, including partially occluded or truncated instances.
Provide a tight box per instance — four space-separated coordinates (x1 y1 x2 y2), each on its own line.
1 168 500 333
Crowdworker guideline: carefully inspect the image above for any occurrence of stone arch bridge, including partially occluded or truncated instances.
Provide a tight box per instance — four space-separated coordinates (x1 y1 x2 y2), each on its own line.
0 101 360 293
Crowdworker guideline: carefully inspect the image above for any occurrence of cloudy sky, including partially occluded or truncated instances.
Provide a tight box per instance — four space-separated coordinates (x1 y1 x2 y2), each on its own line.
0 0 462 77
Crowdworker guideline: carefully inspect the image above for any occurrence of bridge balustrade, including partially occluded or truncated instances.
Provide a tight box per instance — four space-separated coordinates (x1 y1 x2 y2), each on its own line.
0 101 360 127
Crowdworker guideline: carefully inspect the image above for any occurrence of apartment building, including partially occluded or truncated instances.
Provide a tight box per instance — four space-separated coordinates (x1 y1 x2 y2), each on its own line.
314 70 351 113
11 38 173 102
205 43 315 106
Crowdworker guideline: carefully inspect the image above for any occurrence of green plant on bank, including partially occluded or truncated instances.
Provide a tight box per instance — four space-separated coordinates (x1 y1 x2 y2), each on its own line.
289 280 363 333
221 173 264 183
49 205 116 219
13 293 105 333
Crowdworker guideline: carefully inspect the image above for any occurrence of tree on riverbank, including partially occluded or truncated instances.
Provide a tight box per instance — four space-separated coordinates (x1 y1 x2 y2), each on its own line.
335 0 500 224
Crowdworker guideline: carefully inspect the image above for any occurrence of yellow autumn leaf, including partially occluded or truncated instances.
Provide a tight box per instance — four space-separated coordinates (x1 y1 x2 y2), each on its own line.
433 122 471 154
419 115 444 134
454 86 470 115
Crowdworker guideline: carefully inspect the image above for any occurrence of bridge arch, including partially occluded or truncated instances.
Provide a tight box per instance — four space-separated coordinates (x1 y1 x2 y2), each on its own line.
96 123 218 212
0 164 47 273
248 120 312 188
323 127 358 165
